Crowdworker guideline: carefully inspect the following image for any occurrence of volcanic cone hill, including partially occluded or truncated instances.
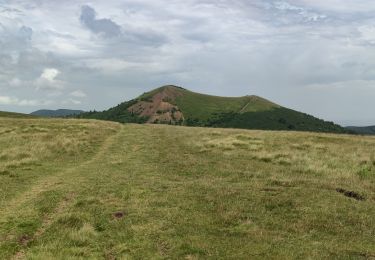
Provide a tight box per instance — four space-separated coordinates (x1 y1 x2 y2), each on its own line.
79 85 349 133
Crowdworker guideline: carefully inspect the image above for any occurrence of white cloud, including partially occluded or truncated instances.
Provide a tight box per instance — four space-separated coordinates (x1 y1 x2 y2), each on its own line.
41 68 59 81
306 80 375 90
297 0 375 13
8 78 23 87
86 58 137 72
63 98 82 105
35 68 64 90
274 2 303 11
70 90 87 97
0 95 40 106
358 25 375 45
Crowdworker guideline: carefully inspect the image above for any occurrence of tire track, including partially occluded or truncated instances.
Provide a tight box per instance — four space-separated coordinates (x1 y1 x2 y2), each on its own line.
1 126 124 259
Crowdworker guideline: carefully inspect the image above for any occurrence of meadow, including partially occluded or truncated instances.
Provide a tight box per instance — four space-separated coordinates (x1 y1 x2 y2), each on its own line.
0 117 374 259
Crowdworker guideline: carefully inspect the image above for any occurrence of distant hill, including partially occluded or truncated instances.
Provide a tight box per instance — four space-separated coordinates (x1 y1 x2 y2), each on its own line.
346 126 375 135
0 111 36 118
78 85 350 133
31 109 84 117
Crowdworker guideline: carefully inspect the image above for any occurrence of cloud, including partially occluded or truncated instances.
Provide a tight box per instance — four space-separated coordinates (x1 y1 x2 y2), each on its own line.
63 98 82 105
79 4 167 46
0 0 375 124
84 58 141 72
265 1 328 24
70 90 87 98
35 68 64 90
274 1 303 11
41 68 59 81
80 5 121 38
358 25 375 45
8 77 23 87
306 80 375 90
0 95 40 106
18 26 33 40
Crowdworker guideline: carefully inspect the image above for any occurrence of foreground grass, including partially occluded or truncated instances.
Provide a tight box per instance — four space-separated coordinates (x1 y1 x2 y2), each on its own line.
0 118 374 259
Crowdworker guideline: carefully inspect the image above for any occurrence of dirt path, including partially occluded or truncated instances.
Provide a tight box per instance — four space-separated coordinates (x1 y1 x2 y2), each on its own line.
1 128 123 259
239 100 251 113
1 128 122 221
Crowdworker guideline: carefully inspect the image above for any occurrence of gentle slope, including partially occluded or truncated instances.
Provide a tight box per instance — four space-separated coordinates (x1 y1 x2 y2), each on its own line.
0 118 374 258
0 111 36 118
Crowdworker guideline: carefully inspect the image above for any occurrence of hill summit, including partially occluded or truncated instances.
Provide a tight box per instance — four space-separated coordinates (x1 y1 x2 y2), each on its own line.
79 85 348 133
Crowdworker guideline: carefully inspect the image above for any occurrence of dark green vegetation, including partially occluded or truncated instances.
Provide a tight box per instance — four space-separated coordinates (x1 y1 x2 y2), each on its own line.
0 117 374 259
78 85 349 134
30 109 84 117
78 99 149 124
203 107 347 133
347 125 375 135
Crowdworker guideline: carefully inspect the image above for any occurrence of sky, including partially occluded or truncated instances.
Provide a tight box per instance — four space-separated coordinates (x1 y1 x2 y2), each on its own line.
1 0 375 126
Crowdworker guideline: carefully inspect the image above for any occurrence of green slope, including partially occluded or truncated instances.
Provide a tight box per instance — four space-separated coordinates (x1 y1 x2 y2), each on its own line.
30 109 84 117
0 111 36 118
79 85 349 134
347 126 375 135
0 119 374 258
175 91 278 120
202 108 347 133
139 85 279 120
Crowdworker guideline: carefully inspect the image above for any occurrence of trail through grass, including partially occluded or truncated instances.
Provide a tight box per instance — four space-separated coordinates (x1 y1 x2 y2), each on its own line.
0 119 374 259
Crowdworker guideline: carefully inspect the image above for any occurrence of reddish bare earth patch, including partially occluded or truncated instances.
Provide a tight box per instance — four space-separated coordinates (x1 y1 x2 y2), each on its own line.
128 86 185 124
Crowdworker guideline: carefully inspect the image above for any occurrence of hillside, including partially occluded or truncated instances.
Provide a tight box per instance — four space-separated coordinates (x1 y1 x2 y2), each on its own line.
347 125 375 135
31 109 84 117
0 118 374 259
79 85 349 133
0 111 36 118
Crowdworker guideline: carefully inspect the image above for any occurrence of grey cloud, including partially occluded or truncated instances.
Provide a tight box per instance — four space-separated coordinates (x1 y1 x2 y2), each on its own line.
80 5 121 38
0 23 34 77
240 1 327 26
0 25 32 50
270 1 327 24
45 30 75 40
79 4 167 46
0 7 22 14
122 29 168 47
18 26 32 40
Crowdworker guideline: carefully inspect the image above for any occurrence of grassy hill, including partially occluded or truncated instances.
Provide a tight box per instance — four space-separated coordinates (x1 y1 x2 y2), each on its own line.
78 85 349 134
139 86 279 120
30 109 84 117
0 111 36 118
0 118 374 259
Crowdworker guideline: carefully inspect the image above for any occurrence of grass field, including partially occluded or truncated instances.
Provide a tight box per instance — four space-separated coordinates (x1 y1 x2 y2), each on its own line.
0 117 374 259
